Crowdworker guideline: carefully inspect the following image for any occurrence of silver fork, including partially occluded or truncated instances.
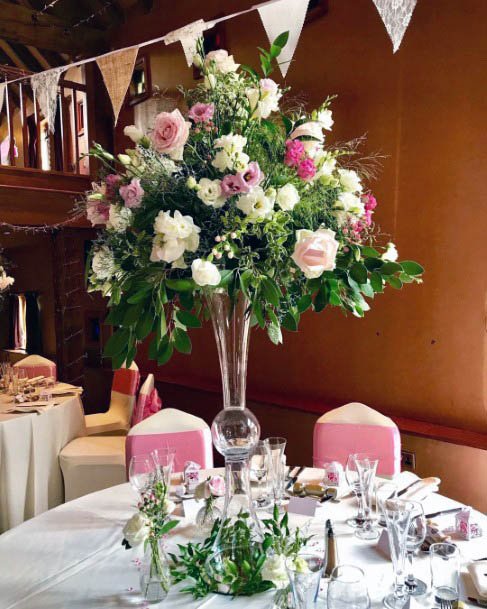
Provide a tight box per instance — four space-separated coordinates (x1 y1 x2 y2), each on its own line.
439 599 456 609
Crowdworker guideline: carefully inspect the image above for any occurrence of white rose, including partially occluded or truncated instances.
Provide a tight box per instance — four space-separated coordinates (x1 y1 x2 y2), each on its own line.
197 178 226 208
154 210 200 240
0 270 14 291
191 259 221 287
261 554 288 589
123 125 144 144
292 228 339 279
150 236 186 264
338 168 363 193
382 242 399 262
107 205 132 232
171 255 187 270
335 192 365 215
214 133 247 155
92 246 115 280
123 513 151 547
236 187 274 222
276 183 300 211
317 108 334 131
204 49 239 74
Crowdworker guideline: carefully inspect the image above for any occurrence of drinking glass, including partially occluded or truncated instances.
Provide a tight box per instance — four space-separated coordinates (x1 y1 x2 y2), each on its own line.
327 565 371 609
345 454 365 528
430 543 460 603
375 482 398 527
129 455 155 496
286 553 324 609
404 501 427 595
380 498 414 609
353 454 380 540
265 437 287 508
151 447 175 488
250 440 271 508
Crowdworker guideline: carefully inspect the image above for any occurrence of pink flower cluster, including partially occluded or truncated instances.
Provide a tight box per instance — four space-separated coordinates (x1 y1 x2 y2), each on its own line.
344 194 378 242
86 200 109 226
221 161 264 198
120 178 145 209
188 102 214 124
285 139 317 182
363 193 377 226
105 174 122 198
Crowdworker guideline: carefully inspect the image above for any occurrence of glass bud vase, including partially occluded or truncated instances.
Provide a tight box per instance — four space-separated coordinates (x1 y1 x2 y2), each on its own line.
206 290 262 547
139 538 171 603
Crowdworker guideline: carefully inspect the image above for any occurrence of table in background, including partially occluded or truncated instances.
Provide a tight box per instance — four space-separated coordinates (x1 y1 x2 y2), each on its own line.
0 388 86 532
0 468 485 609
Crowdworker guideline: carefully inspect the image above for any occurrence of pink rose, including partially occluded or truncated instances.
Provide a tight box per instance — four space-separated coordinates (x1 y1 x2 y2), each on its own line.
208 475 225 497
239 161 264 189
291 228 339 278
119 178 144 209
221 173 248 197
188 102 214 124
151 109 190 160
86 200 109 226
105 174 122 198
297 158 317 181
284 139 305 167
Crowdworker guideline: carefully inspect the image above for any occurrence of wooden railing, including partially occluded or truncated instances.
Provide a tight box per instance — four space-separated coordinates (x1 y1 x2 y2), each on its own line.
0 65 90 176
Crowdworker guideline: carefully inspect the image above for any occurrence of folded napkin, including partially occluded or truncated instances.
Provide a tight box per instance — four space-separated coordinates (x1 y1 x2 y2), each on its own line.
5 403 56 413
401 476 441 501
468 561 487 600
25 375 45 385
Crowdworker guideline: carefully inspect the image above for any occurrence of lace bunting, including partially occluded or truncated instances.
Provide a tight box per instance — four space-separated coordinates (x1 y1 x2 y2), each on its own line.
372 0 418 52
164 19 207 67
31 68 64 134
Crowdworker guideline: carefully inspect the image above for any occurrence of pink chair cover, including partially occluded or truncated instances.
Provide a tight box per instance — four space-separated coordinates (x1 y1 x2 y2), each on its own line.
131 374 162 427
13 356 57 381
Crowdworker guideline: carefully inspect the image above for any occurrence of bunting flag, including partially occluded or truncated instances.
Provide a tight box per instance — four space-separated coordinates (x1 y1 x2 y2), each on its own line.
164 19 207 67
257 0 311 77
30 67 64 133
0 83 5 114
97 47 139 125
372 0 418 52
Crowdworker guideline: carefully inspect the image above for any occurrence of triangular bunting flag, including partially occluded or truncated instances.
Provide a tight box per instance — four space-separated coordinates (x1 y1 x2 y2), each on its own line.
372 0 418 53
97 47 139 125
257 0 310 77
0 83 5 114
164 19 207 67
31 67 64 134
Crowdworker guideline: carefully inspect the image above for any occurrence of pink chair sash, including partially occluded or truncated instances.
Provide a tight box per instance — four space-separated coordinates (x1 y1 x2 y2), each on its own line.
15 363 57 381
313 422 401 477
112 368 140 396
131 388 162 427
126 429 212 474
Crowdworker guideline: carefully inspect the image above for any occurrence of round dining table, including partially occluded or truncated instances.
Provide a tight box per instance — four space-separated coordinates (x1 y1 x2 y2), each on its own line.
0 468 484 609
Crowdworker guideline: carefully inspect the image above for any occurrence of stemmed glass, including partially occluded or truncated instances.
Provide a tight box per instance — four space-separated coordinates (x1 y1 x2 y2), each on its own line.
353 454 380 540
265 437 287 509
327 565 371 609
375 482 398 528
380 498 414 609
405 501 427 595
151 447 175 487
286 553 324 609
250 440 271 508
345 454 365 528
129 454 155 497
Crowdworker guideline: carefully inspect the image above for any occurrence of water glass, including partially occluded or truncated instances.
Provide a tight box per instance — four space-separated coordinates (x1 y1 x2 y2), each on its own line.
405 501 427 595
345 455 365 528
286 553 324 609
430 543 460 602
353 454 379 540
375 482 398 527
250 440 271 508
327 565 371 609
265 437 287 507
151 447 175 488
129 455 155 496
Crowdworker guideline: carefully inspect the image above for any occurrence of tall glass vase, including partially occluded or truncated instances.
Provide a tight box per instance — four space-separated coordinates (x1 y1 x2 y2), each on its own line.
206 290 262 548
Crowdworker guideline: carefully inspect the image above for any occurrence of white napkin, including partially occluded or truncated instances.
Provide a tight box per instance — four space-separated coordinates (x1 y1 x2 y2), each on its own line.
402 477 441 501
26 376 45 385
467 561 487 600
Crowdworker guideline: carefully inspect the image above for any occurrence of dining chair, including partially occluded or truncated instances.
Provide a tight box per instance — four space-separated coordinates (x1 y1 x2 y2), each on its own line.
130 373 162 427
84 362 140 436
313 402 401 477
13 355 57 380
126 407 214 474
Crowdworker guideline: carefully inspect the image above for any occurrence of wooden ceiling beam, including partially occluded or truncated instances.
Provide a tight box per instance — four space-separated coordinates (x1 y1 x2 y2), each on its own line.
0 39 29 70
0 0 107 54
14 0 53 69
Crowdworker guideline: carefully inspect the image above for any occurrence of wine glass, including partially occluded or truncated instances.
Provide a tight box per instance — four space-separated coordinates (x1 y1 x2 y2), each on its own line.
327 565 371 609
151 447 175 488
353 454 380 541
375 482 398 527
129 455 155 497
405 501 427 595
250 440 271 508
265 437 287 508
345 454 365 528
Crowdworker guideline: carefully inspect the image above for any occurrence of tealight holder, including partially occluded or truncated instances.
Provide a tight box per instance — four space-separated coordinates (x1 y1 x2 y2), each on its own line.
323 461 343 487
455 507 482 540
183 461 201 494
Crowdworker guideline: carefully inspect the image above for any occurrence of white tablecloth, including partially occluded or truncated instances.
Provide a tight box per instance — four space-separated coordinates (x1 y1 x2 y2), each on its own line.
0 469 485 609
0 388 86 532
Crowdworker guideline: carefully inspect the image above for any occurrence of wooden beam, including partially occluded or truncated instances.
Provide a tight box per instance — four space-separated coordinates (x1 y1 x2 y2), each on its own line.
0 1 107 54
13 0 53 69
0 39 29 70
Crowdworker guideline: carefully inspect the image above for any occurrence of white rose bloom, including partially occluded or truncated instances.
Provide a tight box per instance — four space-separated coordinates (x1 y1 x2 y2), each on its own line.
214 133 247 155
236 188 274 222
197 178 226 208
382 242 399 262
0 268 14 291
92 246 115 280
184 230 200 253
123 125 144 143
171 256 188 270
123 513 151 547
204 49 239 74
107 205 132 232
338 168 363 193
335 192 365 216
154 209 200 240
150 236 186 264
191 259 221 287
261 554 288 589
276 183 300 211
317 108 334 131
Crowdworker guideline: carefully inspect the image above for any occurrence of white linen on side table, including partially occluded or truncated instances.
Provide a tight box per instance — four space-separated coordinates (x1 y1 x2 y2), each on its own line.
0 472 485 609
0 393 86 532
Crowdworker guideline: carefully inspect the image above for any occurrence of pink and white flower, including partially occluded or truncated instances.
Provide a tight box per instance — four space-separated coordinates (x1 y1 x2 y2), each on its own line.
86 200 110 226
152 109 190 160
239 161 264 190
292 228 339 278
119 178 144 209
188 102 214 124
221 174 248 197
297 158 317 181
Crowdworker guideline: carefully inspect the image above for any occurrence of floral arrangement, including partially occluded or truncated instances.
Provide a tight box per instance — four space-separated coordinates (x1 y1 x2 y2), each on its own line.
85 33 423 368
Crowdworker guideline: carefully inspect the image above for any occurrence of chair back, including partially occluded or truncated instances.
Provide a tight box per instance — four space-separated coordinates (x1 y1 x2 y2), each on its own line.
126 407 213 473
107 362 141 430
313 402 401 477
131 373 162 427
13 355 57 380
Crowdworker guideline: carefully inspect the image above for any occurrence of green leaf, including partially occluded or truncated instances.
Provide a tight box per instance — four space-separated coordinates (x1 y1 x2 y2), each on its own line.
240 64 259 80
173 328 192 354
156 312 167 344
135 310 154 340
179 290 194 311
122 303 144 327
253 301 265 329
400 260 424 276
380 261 402 275
112 348 128 370
218 269 234 287
239 269 253 298
364 257 383 272
148 338 158 360
261 277 281 307
361 282 375 298
282 115 293 136
267 323 282 345
386 275 403 289
127 286 152 304
314 283 329 312
157 340 174 365
272 31 289 51
349 262 368 285
282 312 298 332
297 294 312 313
361 246 380 258
104 328 130 357
370 271 383 293
160 520 179 535
329 291 342 306
176 310 201 328
166 278 195 291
